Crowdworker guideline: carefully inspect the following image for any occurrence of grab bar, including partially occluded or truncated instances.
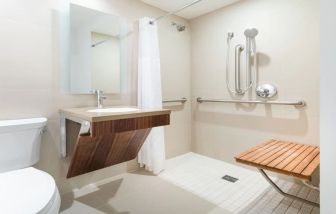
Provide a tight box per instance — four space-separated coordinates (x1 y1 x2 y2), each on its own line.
163 97 187 104
235 44 244 94
196 97 305 107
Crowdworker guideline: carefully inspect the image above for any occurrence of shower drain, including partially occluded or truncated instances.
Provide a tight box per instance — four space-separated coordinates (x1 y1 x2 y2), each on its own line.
222 175 239 183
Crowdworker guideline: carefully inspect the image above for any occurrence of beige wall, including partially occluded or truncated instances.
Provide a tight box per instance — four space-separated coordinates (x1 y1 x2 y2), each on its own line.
190 0 319 164
0 0 319 196
0 0 191 194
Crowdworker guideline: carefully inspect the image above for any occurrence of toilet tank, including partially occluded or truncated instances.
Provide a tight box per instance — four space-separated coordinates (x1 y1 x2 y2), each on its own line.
0 118 47 173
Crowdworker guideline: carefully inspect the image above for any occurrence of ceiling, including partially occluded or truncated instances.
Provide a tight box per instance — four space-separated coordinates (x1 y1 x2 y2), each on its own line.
140 0 242 19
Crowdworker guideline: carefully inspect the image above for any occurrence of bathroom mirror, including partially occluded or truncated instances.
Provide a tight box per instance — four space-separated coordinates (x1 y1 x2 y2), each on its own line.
69 4 131 94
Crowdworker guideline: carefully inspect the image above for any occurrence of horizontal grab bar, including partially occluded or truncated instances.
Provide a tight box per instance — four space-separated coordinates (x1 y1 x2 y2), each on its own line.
163 97 187 104
196 97 306 107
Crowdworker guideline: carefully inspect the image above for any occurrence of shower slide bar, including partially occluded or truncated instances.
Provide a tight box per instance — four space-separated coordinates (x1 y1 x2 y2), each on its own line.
196 97 306 107
162 97 187 104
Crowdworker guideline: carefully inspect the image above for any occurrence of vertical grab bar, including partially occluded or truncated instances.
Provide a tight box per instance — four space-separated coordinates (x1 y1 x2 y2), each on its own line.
246 38 251 88
235 44 244 94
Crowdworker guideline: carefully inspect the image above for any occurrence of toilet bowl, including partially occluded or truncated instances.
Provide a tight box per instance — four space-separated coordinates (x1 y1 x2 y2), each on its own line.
0 118 60 214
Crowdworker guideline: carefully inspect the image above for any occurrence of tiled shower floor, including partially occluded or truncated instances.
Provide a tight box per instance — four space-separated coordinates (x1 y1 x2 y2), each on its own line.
60 153 319 214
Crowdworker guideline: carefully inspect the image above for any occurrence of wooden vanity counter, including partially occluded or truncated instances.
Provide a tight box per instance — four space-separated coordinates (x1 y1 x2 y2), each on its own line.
60 106 171 178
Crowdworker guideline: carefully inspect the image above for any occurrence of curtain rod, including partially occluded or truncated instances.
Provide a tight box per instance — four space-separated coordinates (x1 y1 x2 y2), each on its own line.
149 0 203 24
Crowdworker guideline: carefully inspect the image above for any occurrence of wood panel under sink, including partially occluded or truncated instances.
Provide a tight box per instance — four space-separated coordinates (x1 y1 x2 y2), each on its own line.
66 114 170 178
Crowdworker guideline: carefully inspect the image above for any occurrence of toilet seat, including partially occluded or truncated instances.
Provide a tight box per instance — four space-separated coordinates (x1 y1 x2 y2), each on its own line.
0 167 59 214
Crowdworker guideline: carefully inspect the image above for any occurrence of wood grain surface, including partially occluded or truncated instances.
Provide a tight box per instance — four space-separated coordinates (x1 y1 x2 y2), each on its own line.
67 114 170 178
235 140 320 181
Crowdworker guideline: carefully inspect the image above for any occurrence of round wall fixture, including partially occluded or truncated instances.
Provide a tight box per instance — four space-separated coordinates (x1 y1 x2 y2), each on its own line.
256 84 277 98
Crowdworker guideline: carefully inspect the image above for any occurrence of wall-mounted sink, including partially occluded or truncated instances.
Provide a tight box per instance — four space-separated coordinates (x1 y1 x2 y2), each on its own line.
59 106 171 178
87 107 139 113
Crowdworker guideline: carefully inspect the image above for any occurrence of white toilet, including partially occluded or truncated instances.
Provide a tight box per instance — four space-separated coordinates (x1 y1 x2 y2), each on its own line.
0 118 61 214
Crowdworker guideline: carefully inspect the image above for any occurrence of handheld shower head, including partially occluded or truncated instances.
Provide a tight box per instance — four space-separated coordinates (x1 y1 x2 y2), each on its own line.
244 28 259 38
244 28 258 54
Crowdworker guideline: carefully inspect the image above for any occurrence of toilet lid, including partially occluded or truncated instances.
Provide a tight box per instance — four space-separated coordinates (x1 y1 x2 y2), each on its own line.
0 167 57 214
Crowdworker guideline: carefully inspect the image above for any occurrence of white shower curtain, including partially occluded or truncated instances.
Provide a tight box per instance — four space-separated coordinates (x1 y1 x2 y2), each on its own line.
137 17 165 175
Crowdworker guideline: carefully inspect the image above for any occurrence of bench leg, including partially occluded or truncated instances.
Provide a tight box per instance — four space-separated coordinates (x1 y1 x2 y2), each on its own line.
258 168 320 208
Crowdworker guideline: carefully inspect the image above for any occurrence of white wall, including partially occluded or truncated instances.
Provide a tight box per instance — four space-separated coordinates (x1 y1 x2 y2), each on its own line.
190 0 319 164
0 0 191 194
320 0 336 212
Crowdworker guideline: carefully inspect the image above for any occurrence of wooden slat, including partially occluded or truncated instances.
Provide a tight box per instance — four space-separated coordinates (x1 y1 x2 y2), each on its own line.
274 145 309 169
292 148 319 174
259 143 296 165
235 140 320 181
267 144 304 167
244 141 288 162
234 139 276 159
236 157 311 180
283 146 316 171
253 142 293 164
238 140 281 161
301 154 320 177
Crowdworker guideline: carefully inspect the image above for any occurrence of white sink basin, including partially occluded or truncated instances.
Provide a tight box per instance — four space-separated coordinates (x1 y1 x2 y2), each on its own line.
87 107 140 113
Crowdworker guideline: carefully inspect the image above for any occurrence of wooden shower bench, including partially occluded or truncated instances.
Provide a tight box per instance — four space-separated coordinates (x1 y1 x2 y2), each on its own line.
235 139 320 207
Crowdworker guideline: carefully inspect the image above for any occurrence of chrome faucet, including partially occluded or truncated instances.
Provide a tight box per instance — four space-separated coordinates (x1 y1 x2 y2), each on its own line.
93 90 106 109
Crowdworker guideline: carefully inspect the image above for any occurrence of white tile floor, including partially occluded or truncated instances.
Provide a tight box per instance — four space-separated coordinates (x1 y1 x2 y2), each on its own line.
160 153 319 214
60 153 319 214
